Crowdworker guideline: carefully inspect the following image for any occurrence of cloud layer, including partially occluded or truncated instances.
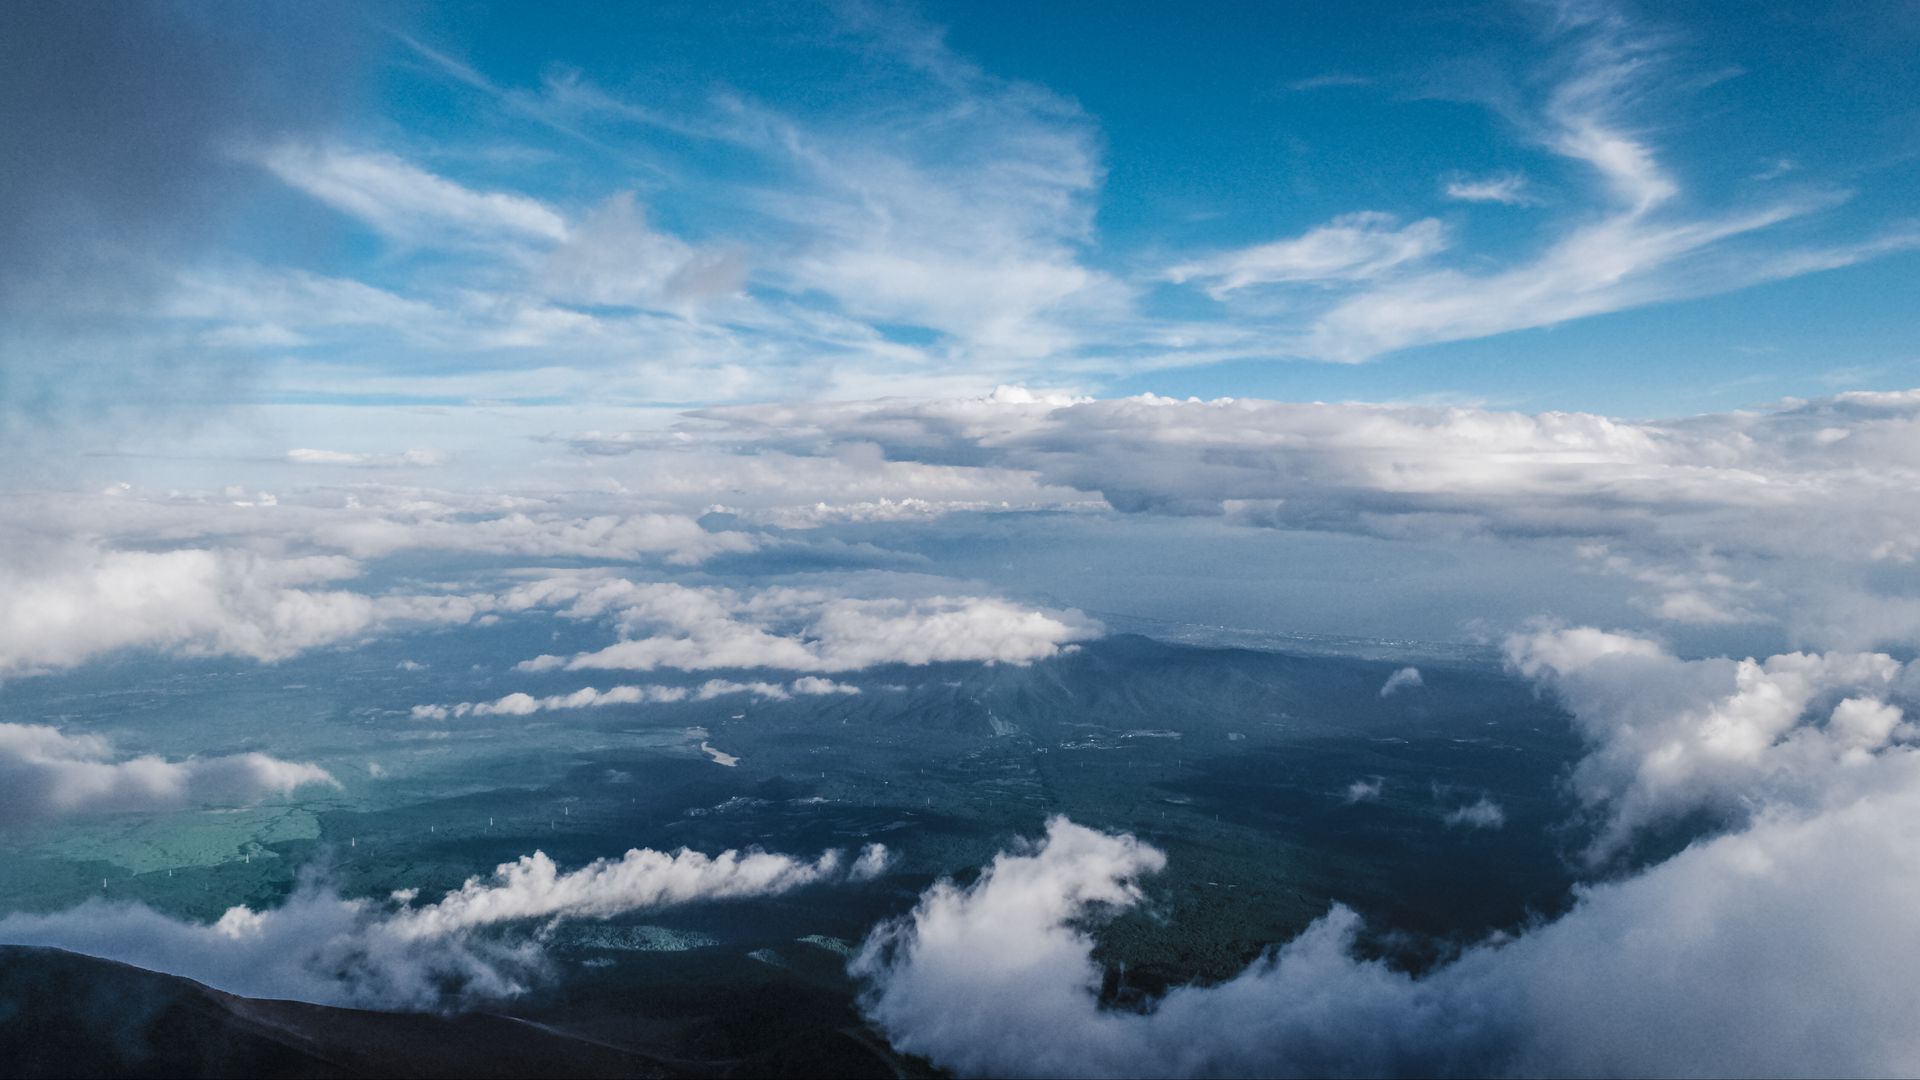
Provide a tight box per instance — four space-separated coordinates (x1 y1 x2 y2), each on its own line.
691 386 1920 647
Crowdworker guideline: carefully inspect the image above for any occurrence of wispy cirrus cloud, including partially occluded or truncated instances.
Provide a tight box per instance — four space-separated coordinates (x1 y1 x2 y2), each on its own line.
1442 172 1537 205
1165 213 1447 296
252 143 569 246
329 8 1125 391
13 1 1917 440
68 0 1904 427
1287 73 1373 91
1166 5 1917 365
1293 7 1917 362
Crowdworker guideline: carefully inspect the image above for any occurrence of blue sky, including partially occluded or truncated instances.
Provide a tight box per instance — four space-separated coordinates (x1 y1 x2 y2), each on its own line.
84 0 1909 424
14 9 1920 1072
4 0 1920 664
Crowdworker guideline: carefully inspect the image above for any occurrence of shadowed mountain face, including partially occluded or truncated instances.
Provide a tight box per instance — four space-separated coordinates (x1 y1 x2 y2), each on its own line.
0 945 691 1079
0 943 938 1079
0 943 940 1079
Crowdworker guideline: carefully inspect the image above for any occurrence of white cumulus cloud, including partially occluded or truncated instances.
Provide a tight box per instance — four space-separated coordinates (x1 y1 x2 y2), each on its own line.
1508 626 1913 861
0 723 337 827
1379 666 1423 696
1443 796 1506 830
0 546 487 675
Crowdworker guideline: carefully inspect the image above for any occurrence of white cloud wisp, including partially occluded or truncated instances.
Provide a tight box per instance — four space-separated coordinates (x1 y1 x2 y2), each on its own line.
0 839 890 1010
410 676 859 721
507 579 1101 674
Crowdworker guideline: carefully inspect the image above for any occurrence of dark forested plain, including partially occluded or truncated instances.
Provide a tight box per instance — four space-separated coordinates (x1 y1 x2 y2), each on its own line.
0 634 1588 1077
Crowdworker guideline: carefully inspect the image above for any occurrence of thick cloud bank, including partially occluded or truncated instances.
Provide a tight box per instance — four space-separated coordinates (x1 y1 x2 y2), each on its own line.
0 723 335 827
855 800 1920 1078
694 388 1920 563
0 840 889 1009
692 387 1920 645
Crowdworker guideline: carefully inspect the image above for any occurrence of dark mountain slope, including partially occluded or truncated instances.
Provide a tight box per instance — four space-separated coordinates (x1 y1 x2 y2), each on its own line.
0 945 684 1079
